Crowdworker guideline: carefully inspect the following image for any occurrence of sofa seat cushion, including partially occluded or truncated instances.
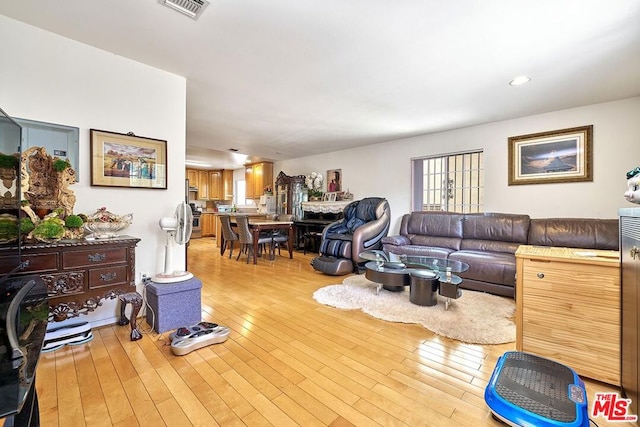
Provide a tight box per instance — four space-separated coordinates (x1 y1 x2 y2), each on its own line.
460 239 521 254
381 235 411 246
382 244 454 258
449 250 516 287
409 235 462 251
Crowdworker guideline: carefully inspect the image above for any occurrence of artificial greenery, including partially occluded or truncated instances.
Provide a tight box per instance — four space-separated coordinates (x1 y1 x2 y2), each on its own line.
20 217 35 235
64 214 84 228
32 218 65 241
0 215 19 241
52 158 71 172
0 153 19 169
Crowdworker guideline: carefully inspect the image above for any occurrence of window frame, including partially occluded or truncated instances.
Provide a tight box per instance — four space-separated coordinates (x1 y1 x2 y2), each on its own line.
411 150 484 213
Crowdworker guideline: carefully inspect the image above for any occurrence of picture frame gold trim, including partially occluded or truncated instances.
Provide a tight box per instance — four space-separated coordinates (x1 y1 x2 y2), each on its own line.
90 129 167 189
508 125 592 186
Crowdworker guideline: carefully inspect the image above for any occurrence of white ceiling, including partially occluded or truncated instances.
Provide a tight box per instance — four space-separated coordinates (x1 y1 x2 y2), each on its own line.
2 0 639 169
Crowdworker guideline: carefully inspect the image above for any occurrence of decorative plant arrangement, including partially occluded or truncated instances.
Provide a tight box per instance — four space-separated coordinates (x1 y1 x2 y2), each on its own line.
305 172 324 200
20 204 86 243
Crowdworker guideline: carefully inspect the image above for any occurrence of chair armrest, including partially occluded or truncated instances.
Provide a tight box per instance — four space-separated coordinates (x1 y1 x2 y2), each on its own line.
352 216 391 261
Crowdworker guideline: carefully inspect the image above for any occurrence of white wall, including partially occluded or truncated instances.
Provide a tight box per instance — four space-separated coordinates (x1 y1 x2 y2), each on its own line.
275 97 640 233
0 16 187 327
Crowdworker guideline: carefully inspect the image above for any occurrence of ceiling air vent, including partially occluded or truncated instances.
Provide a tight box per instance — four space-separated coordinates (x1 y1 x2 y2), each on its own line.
159 0 210 20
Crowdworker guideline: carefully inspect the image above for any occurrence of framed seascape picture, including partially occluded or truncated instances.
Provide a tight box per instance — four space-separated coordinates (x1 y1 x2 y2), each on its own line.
90 129 167 189
508 125 592 185
327 169 342 192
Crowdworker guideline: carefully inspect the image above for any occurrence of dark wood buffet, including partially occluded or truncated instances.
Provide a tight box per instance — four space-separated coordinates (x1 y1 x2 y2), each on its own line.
0 236 140 322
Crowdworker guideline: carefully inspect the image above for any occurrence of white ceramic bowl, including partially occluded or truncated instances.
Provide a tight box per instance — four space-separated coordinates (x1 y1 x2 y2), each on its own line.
84 220 130 239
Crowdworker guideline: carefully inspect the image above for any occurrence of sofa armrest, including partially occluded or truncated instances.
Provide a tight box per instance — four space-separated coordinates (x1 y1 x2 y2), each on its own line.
381 235 411 246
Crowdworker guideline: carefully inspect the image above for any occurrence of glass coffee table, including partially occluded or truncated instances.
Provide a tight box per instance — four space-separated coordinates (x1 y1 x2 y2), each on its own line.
360 251 469 310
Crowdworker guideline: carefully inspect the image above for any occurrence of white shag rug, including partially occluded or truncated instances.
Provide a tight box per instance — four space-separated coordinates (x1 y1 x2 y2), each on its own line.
313 275 515 345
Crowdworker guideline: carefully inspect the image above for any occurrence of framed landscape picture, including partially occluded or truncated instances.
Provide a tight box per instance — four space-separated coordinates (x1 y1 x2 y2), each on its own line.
90 129 167 189
508 125 592 185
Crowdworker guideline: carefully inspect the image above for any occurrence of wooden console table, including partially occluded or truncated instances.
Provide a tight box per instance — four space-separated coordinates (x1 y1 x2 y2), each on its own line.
515 245 620 385
0 236 140 322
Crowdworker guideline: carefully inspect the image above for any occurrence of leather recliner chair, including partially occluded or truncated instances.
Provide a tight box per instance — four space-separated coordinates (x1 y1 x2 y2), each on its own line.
311 197 391 275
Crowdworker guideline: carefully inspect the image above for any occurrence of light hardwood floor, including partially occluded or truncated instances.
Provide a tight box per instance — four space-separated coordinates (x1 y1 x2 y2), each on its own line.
29 238 634 426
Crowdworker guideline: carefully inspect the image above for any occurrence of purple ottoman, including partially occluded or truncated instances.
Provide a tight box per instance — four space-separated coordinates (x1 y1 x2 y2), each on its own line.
146 277 202 333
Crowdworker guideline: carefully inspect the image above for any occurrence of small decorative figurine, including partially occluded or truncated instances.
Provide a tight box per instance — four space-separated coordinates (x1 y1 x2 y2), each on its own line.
624 167 640 204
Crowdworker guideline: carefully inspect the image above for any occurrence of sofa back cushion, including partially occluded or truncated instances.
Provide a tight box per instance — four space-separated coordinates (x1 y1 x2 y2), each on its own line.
528 218 619 250
401 211 464 237
400 212 464 250
460 213 530 254
462 213 530 242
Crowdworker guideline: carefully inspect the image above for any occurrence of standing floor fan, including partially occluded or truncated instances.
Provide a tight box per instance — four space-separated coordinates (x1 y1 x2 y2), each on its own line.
153 202 194 283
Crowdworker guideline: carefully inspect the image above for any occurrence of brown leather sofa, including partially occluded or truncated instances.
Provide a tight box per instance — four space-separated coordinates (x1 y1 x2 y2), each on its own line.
381 212 619 298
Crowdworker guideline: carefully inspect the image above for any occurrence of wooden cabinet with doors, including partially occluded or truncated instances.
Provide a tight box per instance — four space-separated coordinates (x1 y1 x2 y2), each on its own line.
222 169 233 200
245 162 273 199
515 245 620 385
0 236 140 322
197 170 209 200
208 170 223 200
186 168 232 200
201 213 216 237
187 169 199 188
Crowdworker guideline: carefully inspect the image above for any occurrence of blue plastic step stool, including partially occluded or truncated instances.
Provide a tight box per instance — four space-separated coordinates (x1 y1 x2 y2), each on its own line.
485 351 589 427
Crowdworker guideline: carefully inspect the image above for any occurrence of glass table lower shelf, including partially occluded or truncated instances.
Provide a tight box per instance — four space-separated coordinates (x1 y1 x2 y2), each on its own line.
362 258 466 310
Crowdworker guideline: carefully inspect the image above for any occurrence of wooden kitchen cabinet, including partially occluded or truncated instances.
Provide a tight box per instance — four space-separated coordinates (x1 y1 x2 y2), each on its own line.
186 169 199 188
515 245 621 385
222 169 233 200
208 170 223 200
245 162 273 199
201 213 216 237
197 170 209 200
245 165 255 199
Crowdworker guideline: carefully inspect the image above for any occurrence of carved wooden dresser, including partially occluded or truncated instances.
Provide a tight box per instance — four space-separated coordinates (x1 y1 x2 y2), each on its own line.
0 235 140 322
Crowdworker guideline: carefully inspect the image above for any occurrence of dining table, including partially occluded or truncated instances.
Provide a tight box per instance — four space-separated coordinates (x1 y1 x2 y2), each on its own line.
226 218 295 264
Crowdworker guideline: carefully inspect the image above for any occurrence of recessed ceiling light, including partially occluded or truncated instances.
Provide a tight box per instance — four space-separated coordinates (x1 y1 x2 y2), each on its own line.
509 75 532 86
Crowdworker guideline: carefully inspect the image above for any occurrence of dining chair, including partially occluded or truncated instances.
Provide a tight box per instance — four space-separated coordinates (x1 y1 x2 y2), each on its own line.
219 215 239 258
235 215 274 263
271 228 289 256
